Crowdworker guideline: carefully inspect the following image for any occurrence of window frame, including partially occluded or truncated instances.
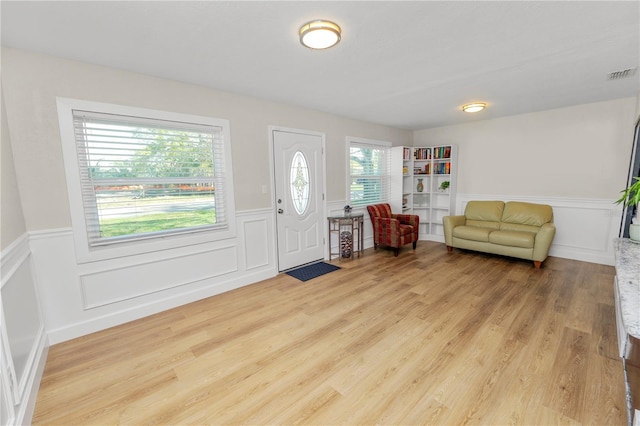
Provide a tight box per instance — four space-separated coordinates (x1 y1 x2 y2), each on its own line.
57 98 236 263
346 136 392 207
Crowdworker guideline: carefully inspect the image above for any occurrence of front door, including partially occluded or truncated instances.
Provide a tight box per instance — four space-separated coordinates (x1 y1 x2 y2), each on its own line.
272 128 325 271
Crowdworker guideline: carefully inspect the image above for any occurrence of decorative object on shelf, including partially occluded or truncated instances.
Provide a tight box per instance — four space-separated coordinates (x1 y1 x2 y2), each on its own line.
343 204 352 216
340 231 353 258
439 180 450 192
416 178 424 193
616 176 640 241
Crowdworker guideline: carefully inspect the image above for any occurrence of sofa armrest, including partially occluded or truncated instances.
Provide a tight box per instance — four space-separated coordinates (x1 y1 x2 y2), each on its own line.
443 215 466 247
533 223 556 262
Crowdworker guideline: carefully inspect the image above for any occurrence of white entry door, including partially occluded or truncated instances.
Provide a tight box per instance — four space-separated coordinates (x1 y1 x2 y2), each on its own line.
272 129 325 271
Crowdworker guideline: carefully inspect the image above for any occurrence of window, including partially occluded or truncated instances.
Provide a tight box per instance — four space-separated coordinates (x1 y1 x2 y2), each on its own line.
348 137 391 206
57 98 235 262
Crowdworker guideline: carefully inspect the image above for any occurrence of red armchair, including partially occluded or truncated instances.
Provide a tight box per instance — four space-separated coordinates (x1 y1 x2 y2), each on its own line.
366 203 419 256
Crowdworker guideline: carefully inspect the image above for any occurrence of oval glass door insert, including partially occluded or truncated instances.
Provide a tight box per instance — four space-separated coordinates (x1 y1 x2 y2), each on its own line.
290 151 310 215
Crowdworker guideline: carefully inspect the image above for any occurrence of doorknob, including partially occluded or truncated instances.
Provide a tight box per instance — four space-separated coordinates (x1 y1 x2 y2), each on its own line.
278 208 284 214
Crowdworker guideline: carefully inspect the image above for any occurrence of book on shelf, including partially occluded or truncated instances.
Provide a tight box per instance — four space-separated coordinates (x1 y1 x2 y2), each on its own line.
403 147 411 160
432 161 451 175
413 164 431 174
413 147 432 160
433 146 451 159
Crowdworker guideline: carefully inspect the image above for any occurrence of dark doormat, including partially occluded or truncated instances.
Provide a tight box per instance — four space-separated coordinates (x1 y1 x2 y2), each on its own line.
285 262 341 282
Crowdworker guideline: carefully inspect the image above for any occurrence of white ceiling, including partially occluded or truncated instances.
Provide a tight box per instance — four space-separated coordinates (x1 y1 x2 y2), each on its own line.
2 1 639 130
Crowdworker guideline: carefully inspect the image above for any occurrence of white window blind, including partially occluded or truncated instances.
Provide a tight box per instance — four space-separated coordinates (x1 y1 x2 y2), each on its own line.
349 140 391 206
72 110 228 246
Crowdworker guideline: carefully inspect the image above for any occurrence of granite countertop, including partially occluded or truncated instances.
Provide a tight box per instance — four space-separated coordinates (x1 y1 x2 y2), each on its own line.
614 238 640 339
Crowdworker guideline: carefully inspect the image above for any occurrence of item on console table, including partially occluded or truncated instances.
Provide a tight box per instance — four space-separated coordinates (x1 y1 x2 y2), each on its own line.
340 231 353 258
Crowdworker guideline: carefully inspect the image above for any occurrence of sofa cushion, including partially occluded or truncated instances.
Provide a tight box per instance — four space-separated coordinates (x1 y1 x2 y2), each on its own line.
464 201 505 222
501 201 553 227
453 226 492 242
467 219 501 230
500 222 541 233
488 230 535 248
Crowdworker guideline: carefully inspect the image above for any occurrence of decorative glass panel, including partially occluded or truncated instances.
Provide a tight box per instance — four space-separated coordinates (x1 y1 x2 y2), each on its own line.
290 151 310 215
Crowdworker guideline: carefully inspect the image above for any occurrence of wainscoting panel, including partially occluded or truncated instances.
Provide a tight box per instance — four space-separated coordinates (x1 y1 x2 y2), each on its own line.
0 234 48 426
242 217 270 271
456 194 622 265
29 209 278 345
80 245 238 309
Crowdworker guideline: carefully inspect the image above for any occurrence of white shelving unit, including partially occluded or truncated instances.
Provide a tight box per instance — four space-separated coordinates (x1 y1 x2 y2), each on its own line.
391 145 457 241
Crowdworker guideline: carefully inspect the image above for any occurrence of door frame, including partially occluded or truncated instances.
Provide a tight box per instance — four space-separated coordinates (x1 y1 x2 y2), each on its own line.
268 126 328 271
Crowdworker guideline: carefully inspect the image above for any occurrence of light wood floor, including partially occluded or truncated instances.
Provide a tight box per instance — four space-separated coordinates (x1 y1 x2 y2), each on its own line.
33 242 626 425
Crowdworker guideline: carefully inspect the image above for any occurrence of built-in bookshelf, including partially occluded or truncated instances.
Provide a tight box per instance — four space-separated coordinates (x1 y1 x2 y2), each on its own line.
391 145 457 241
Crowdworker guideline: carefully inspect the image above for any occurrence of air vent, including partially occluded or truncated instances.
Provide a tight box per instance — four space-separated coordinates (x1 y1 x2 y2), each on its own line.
608 68 637 80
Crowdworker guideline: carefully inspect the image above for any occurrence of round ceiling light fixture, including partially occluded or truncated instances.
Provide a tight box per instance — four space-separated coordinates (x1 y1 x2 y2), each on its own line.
462 102 487 113
299 20 341 49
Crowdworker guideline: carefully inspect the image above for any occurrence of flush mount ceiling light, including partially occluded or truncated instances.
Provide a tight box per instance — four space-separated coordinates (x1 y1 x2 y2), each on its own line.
462 103 487 113
299 20 341 49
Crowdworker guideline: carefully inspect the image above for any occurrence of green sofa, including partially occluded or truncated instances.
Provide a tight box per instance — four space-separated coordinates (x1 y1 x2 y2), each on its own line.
443 200 556 268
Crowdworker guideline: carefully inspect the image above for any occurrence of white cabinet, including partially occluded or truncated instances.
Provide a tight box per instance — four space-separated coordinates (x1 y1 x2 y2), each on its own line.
391 145 457 240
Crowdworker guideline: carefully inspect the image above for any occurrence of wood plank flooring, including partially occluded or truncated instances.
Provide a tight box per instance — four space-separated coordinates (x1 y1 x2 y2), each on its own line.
32 242 626 425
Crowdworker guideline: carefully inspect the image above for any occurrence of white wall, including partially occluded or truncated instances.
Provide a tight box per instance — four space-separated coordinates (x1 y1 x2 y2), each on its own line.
1 93 26 250
1 92 48 426
415 98 636 198
2 46 637 351
2 47 412 231
415 98 637 265
1 47 412 347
